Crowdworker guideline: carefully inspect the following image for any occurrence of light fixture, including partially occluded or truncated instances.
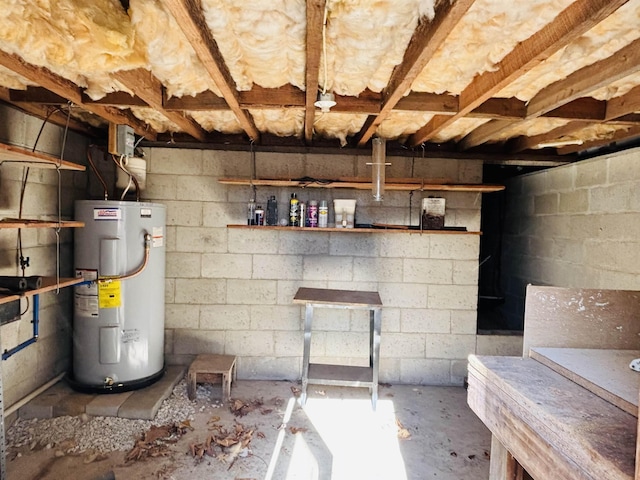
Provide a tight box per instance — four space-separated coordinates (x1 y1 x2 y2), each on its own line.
314 3 336 113
314 92 336 112
370 137 388 202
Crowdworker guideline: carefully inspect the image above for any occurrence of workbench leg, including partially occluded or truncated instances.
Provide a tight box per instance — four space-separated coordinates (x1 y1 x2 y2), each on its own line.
489 435 524 480
370 308 381 411
301 303 313 406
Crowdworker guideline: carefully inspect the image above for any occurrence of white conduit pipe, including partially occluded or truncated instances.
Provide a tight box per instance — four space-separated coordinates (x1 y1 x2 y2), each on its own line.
5 372 66 417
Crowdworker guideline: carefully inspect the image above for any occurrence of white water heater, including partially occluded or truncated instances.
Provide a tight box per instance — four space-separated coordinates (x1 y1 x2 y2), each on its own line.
73 200 166 392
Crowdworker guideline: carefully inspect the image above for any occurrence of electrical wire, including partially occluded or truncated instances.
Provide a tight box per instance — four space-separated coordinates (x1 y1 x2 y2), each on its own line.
55 104 72 293
320 4 329 95
86 146 109 200
16 106 64 278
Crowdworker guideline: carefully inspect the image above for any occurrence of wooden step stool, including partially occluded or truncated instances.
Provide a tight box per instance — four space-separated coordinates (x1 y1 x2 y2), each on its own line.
187 354 237 402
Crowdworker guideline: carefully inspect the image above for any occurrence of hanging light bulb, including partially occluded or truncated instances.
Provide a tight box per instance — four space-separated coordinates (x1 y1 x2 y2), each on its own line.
371 137 386 202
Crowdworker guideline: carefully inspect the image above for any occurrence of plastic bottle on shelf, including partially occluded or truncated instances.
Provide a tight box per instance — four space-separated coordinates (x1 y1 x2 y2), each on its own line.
308 200 318 227
247 198 256 225
318 200 328 227
289 193 299 226
266 196 278 226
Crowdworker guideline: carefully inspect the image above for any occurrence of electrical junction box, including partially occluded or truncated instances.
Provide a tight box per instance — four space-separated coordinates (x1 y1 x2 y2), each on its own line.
108 124 135 157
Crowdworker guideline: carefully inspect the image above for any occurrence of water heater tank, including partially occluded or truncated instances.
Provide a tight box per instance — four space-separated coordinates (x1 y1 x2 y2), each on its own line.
72 200 166 392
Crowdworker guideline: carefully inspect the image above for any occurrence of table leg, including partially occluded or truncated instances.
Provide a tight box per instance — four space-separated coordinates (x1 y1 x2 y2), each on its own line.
301 303 313 405
489 435 524 480
370 307 381 410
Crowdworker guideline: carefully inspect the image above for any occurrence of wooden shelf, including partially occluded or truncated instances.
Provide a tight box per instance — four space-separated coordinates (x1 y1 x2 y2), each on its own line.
0 219 84 229
218 177 504 193
0 276 85 306
0 142 85 171
227 224 481 235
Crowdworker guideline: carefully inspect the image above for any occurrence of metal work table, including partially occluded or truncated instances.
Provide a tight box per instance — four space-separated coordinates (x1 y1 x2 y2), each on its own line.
293 287 382 409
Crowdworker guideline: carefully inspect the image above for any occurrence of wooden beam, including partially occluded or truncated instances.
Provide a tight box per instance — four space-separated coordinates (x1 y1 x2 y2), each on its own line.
0 88 97 136
115 68 207 141
241 84 305 108
461 35 640 151
355 0 475 146
526 37 640 118
0 50 156 139
304 0 325 143
164 90 227 110
161 0 259 141
557 125 640 155
605 85 640 121
395 92 459 114
544 97 606 121
83 91 148 107
408 0 629 146
508 121 591 153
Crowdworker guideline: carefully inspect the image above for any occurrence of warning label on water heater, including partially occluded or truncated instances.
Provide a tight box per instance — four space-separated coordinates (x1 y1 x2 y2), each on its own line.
94 208 121 220
98 280 122 308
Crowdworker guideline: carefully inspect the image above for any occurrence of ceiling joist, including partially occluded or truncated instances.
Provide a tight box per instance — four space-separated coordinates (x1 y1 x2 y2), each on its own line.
408 0 630 147
0 50 155 139
354 0 475 146
460 35 640 150
160 0 259 142
304 0 326 143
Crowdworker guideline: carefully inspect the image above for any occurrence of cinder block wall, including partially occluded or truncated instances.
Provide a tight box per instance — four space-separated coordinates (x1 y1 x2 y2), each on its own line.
142 147 485 385
0 105 88 407
501 147 640 329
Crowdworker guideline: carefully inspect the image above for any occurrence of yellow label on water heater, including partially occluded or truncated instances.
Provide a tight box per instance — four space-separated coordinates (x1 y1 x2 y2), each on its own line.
98 280 121 308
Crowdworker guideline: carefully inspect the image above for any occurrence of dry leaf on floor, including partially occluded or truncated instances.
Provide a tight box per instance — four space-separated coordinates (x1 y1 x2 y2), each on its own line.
230 398 264 417
126 423 189 463
272 397 284 407
256 432 265 439
450 451 458 457
314 390 326 396
396 419 411 439
83 452 108 464
290 386 301 397
289 427 307 434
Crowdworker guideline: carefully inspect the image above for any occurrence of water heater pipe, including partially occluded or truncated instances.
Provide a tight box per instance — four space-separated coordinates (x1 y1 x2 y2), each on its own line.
99 232 152 282
2 294 39 360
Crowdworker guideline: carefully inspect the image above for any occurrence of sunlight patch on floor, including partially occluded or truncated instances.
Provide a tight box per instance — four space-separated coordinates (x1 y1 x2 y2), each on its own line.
288 397 407 480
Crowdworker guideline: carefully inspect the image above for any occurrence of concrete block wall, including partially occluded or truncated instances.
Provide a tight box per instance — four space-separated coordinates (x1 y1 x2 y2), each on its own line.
0 105 88 407
501 147 640 329
143 147 485 385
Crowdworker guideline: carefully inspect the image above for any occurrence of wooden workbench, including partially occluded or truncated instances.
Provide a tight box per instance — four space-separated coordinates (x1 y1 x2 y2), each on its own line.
467 286 640 480
468 354 637 480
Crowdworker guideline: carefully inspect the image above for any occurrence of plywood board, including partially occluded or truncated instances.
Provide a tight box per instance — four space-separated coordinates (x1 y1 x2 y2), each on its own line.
530 347 640 417
522 286 640 355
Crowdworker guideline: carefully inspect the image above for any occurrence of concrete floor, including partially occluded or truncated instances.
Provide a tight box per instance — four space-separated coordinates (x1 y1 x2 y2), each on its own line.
7 378 492 480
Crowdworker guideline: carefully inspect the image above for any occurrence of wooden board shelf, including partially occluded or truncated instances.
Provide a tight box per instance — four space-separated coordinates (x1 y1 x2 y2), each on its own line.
0 218 84 229
0 142 85 171
227 224 481 234
218 177 504 193
0 276 85 306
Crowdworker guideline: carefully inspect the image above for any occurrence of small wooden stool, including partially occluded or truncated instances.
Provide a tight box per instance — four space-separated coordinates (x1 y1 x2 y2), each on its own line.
187 354 237 401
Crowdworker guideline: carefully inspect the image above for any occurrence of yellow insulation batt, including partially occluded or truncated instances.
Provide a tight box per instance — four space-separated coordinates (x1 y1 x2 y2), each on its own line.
326 0 435 96
538 123 632 148
500 0 640 101
412 0 574 95
314 112 368 146
250 109 305 138
377 112 435 140
200 0 306 91
190 111 244 135
432 118 491 143
129 0 221 98
488 118 571 143
0 0 144 99
0 65 33 90
130 107 180 133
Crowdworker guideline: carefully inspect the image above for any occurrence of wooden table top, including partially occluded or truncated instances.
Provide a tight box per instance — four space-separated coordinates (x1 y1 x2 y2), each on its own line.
293 287 382 307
